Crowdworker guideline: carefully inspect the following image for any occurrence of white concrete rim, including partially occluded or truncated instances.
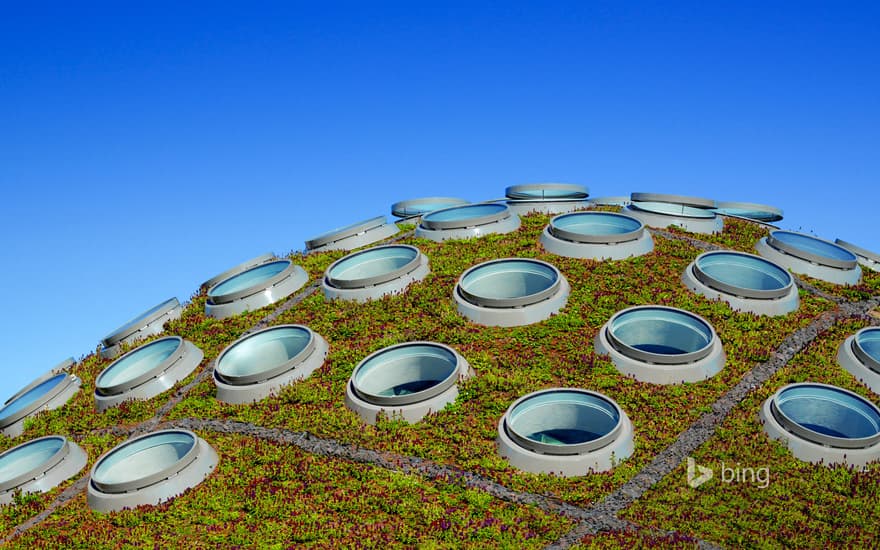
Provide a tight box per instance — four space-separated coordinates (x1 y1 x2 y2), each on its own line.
87 431 218 513
344 345 473 425
454 270 570 327
760 393 880 470
755 237 862 286
214 332 329 404
0 436 87 505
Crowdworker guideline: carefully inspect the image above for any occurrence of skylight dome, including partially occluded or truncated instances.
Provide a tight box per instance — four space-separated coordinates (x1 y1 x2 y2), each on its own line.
0 435 88 505
94 336 204 411
87 429 218 512
760 383 880 469
205 259 308 319
714 201 784 223
214 325 329 403
682 251 799 316
505 183 590 215
200 253 276 292
100 298 183 359
755 230 861 285
345 342 473 424
630 192 716 209
541 211 654 260
497 388 634 476
625 201 723 235
454 258 570 327
305 216 399 253
323 244 430 303
415 203 520 241
834 239 880 272
595 305 725 384
391 197 469 219
837 327 880 394
0 371 81 438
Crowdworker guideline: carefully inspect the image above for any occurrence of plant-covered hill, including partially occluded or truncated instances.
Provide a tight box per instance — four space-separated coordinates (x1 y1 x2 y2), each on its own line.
2 210 879 549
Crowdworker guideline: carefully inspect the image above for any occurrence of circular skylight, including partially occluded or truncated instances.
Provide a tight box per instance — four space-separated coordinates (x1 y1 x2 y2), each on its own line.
714 201 784 223
0 435 88 505
837 328 880 394
682 251 799 316
629 201 716 219
692 252 792 299
94 336 204 411
767 231 857 269
214 325 329 403
505 184 590 215
420 203 509 229
497 388 634 476
549 212 644 244
625 202 723 235
205 259 308 319
0 372 81 438
391 197 469 218
756 231 862 285
630 192 716 209
835 239 880 272
454 258 570 326
346 342 472 424
458 258 561 308
305 216 400 253
100 297 182 359
415 203 521 241
595 305 725 384
323 245 430 303
542 212 654 260
760 383 880 468
200 253 276 292
506 183 589 200
87 429 218 513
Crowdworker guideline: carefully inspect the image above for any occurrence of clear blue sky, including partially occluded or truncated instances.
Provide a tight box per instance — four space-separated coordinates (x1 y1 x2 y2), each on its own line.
1 2 878 400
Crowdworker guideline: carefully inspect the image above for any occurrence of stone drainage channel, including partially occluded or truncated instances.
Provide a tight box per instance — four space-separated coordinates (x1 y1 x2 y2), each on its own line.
3 225 879 549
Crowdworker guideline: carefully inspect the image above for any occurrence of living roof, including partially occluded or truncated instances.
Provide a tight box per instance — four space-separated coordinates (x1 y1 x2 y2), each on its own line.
1 208 879 548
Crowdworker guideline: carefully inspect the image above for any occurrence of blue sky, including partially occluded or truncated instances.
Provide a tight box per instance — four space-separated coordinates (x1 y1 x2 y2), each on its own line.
1 2 878 400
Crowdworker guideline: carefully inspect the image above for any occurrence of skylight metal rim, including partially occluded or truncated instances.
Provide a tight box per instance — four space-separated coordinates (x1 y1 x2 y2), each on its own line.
101 297 181 348
350 341 462 407
628 201 718 220
325 244 423 290
691 251 794 300
206 259 298 305
94 336 188 397
853 328 880 374
391 197 470 218
4 360 75 406
630 192 716 209
200 253 277 292
714 201 784 222
548 212 645 244
305 216 388 250
768 382 880 450
766 231 858 270
89 429 201 494
0 373 79 429
457 258 563 309
834 239 880 264
505 183 590 200
605 305 716 365
214 324 318 385
419 203 512 231
503 388 624 456
0 435 71 492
